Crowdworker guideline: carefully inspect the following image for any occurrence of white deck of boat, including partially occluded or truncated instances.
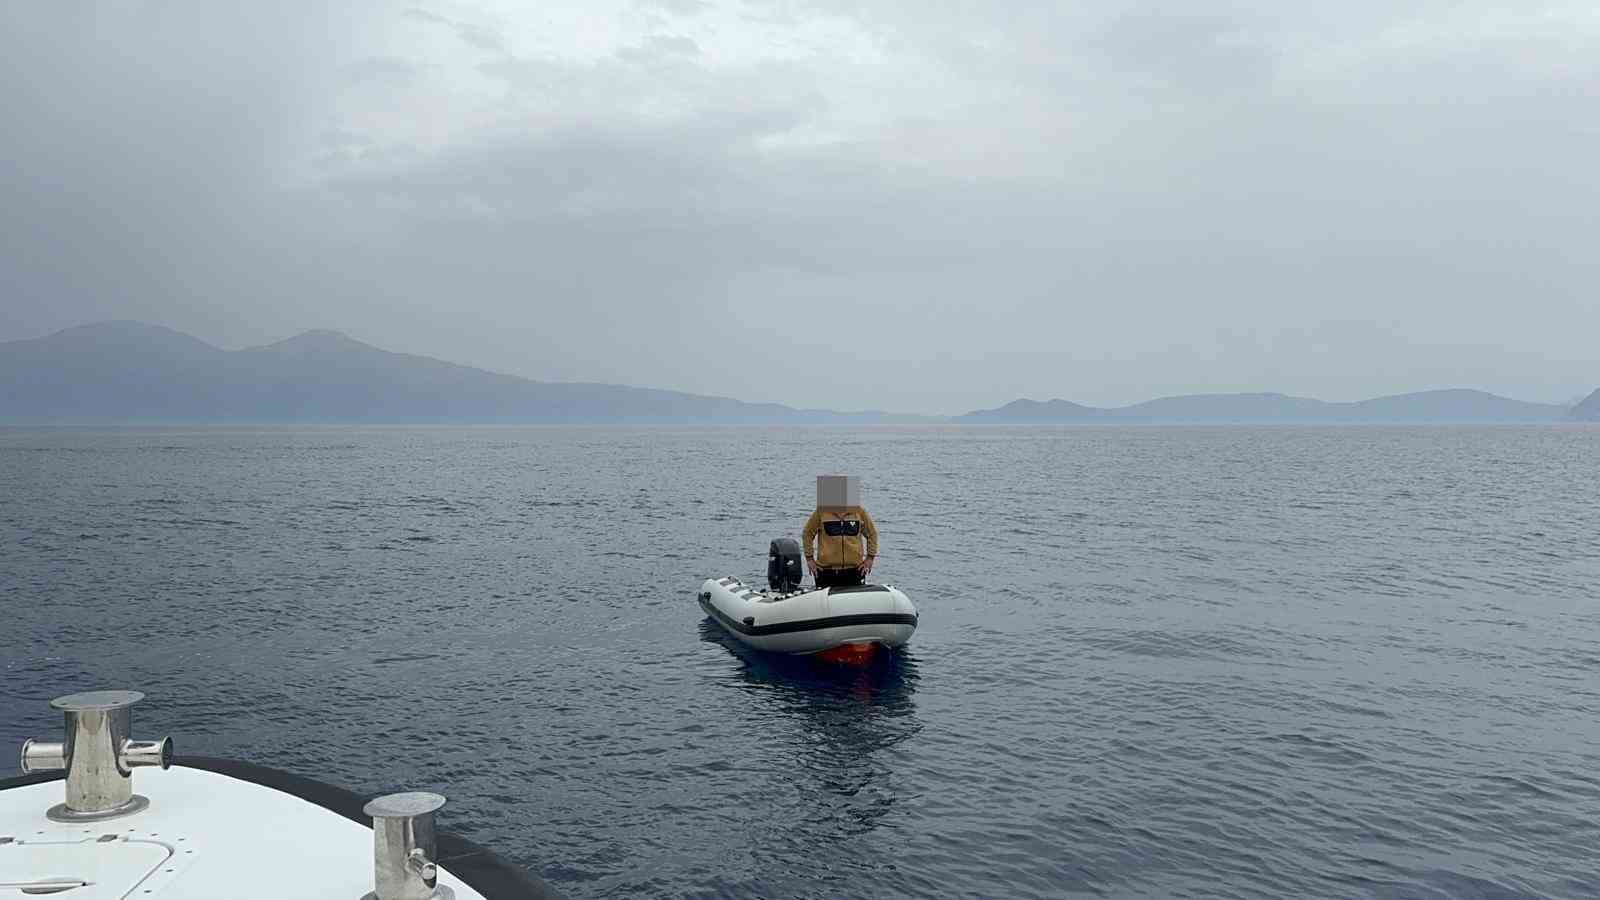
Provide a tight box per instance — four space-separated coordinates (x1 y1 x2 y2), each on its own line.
0 765 486 899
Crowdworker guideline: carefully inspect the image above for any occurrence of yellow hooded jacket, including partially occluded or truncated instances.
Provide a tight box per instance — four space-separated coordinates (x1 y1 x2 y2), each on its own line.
802 506 879 569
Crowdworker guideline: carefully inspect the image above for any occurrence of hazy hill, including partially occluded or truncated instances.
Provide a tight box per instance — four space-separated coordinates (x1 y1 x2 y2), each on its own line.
956 398 1110 423
958 389 1572 424
1118 392 1331 423
1335 389 1565 423
1573 389 1600 421
0 321 924 424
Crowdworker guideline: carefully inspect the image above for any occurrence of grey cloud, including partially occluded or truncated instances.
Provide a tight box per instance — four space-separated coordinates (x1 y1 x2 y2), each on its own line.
402 6 503 51
401 7 449 25
617 34 702 62
453 24 503 52
346 55 425 85
476 56 567 89
641 0 710 15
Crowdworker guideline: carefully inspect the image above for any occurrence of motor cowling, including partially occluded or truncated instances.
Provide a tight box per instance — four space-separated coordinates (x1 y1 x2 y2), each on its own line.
768 537 804 592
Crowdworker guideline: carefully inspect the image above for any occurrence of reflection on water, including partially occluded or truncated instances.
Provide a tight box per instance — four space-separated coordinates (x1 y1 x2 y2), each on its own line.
697 619 920 838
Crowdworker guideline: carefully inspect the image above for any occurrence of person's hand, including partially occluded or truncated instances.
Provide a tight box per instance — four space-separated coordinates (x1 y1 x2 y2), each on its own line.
806 558 818 575
859 556 875 577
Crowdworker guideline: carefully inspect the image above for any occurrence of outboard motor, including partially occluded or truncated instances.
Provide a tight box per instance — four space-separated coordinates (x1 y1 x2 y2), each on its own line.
768 537 804 592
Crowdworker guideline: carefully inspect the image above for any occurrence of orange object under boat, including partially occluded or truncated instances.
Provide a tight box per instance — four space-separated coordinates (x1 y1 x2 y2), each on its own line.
814 641 878 665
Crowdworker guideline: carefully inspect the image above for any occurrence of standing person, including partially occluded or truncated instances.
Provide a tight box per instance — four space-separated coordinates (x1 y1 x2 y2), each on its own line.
802 475 879 588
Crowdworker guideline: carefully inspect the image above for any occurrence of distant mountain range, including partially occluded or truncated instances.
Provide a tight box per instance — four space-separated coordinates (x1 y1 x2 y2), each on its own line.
0 321 1591 425
0 321 927 424
958 390 1575 424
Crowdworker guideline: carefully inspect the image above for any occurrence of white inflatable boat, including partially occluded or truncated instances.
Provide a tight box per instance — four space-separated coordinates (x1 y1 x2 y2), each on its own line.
697 576 918 657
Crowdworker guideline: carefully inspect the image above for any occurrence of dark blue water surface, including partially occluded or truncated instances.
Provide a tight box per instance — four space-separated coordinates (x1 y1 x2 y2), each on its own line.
2 426 1597 898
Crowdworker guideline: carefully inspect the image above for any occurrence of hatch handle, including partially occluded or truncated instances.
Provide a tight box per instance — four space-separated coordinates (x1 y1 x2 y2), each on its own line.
14 880 90 895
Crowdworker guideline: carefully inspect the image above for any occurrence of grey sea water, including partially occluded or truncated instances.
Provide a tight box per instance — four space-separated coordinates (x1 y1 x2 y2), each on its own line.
1 426 1597 898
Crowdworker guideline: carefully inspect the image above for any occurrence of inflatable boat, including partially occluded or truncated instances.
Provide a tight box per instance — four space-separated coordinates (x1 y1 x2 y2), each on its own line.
697 539 917 659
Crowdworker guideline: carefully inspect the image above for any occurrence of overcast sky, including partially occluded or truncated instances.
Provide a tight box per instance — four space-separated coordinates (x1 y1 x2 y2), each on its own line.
1 2 1596 413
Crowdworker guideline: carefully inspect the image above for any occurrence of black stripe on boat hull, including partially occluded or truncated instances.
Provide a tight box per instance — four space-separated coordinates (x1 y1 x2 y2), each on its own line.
699 596 917 637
